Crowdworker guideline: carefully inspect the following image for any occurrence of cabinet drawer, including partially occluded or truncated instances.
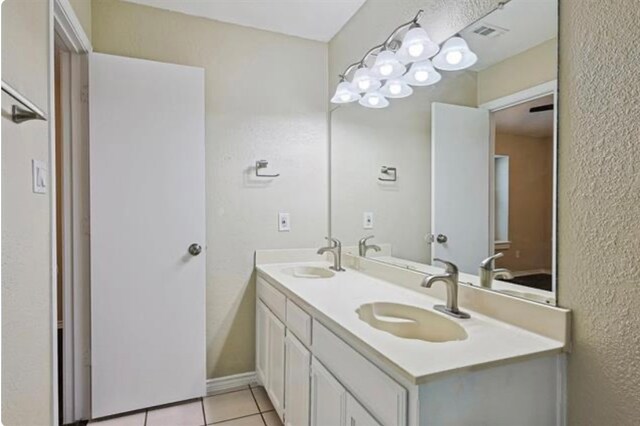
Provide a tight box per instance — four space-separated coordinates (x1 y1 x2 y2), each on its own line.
286 299 312 346
313 322 406 426
257 276 286 322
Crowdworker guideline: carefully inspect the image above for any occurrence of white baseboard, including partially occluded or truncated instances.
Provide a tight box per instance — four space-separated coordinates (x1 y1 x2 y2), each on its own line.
206 372 258 395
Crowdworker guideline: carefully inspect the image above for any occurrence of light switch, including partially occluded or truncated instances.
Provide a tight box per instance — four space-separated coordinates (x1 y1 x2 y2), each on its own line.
32 160 47 194
278 212 291 232
363 212 374 229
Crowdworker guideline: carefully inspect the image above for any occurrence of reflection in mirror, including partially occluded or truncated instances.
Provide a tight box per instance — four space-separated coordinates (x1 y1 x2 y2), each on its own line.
331 0 558 304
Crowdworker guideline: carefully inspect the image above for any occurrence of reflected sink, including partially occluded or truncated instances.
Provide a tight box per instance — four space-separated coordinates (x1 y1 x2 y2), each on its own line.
282 266 335 279
356 302 468 343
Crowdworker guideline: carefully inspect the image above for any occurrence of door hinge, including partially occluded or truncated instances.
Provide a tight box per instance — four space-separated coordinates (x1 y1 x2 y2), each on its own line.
80 85 89 103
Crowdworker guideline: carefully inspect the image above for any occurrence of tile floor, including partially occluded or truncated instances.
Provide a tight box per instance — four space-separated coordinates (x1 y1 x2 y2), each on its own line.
89 385 283 426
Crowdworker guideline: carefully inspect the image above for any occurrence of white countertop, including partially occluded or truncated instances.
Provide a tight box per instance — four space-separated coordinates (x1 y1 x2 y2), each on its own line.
257 261 564 385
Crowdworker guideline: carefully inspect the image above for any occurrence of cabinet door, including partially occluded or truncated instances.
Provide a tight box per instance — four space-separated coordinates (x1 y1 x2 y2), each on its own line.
311 358 346 426
346 394 381 426
267 307 286 420
256 301 269 386
285 332 311 426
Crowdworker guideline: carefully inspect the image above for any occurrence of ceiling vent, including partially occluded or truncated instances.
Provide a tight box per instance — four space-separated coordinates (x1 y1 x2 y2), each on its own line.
470 23 509 39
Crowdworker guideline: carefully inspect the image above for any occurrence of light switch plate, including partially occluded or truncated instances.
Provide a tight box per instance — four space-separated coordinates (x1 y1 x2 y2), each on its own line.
278 212 291 232
32 159 47 194
363 212 374 229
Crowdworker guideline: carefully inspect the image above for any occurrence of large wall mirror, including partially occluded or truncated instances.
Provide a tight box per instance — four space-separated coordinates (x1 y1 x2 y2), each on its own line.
331 0 558 304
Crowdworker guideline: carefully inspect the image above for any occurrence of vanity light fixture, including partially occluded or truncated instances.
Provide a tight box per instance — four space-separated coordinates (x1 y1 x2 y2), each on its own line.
403 60 442 86
331 8 480 107
331 81 361 104
351 67 381 93
396 27 440 64
432 36 478 71
359 91 389 109
380 79 413 98
371 50 406 79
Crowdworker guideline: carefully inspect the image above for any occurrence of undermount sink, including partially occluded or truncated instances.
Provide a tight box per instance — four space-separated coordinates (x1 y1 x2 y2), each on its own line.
356 302 468 343
282 266 335 279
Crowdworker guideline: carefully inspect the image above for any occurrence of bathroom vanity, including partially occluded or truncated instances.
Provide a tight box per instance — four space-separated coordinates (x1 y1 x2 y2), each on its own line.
254 250 570 426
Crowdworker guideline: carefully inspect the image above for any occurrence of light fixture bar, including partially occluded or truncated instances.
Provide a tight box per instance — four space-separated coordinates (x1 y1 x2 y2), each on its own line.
338 10 425 80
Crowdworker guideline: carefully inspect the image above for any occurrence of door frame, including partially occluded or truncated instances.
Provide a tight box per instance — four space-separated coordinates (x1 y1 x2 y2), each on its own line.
479 80 558 295
51 0 92 423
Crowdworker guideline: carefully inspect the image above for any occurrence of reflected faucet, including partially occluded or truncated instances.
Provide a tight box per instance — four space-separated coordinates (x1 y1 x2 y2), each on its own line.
421 259 470 319
479 253 514 289
358 235 381 257
317 237 346 272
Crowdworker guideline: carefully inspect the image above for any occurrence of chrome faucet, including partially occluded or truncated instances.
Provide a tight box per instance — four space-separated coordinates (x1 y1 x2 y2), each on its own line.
421 259 470 319
479 253 514 288
317 237 345 272
358 235 381 257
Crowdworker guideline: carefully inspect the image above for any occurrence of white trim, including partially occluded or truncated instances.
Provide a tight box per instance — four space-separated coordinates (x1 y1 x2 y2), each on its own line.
206 372 259 395
53 0 92 54
48 1 59 425
479 80 557 112
52 1 93 423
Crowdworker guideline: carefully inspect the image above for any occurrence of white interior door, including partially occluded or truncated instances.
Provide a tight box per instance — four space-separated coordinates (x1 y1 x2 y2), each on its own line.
431 103 490 274
89 53 206 418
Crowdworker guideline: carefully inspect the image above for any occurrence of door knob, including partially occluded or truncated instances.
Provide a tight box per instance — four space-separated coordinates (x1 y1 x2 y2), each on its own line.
188 243 202 256
436 234 448 244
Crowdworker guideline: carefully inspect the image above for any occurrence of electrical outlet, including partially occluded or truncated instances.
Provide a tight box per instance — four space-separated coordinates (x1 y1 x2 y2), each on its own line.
278 212 291 232
363 212 374 229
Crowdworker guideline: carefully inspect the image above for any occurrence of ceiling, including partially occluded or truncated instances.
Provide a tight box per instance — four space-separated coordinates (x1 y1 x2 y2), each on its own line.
494 95 555 138
122 0 367 42
461 0 557 71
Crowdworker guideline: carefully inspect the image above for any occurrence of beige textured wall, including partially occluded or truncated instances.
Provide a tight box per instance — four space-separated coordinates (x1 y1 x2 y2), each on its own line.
558 0 640 424
68 0 92 41
495 133 553 272
92 0 328 378
1 0 54 424
477 37 557 105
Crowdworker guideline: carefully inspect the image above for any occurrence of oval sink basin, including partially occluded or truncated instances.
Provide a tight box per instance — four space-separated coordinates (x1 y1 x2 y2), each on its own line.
282 266 335 279
356 302 468 343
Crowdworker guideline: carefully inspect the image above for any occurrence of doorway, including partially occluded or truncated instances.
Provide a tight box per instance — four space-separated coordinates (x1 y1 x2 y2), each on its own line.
483 82 558 294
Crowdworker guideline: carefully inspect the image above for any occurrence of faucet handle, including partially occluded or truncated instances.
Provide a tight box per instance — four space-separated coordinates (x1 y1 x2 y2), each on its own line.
433 258 458 275
325 237 341 247
359 235 375 244
480 252 504 269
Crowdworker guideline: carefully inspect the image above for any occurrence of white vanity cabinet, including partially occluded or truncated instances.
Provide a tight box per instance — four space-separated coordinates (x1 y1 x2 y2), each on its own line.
257 276 407 426
256 299 286 420
285 332 311 426
310 357 346 426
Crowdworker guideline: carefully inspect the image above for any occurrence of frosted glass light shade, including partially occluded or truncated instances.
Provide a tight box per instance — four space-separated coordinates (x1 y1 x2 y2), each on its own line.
432 36 478 71
351 67 381 93
380 79 413 98
371 50 406 79
403 60 442 86
359 92 389 109
331 82 361 104
397 27 440 64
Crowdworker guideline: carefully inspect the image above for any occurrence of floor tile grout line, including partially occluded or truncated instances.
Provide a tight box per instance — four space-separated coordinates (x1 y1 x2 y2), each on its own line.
144 410 148 426
201 397 207 426
205 385 253 399
248 386 268 426
208 411 265 425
